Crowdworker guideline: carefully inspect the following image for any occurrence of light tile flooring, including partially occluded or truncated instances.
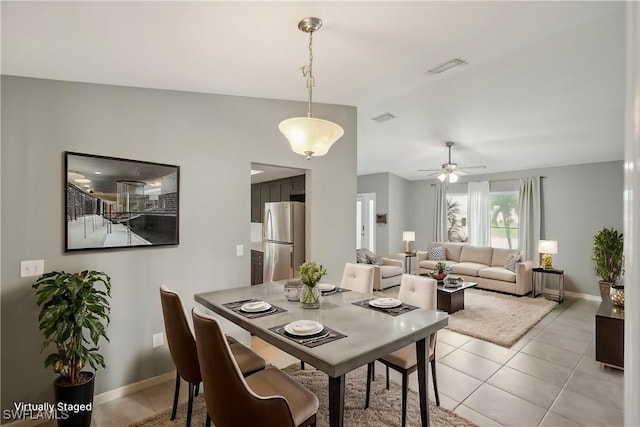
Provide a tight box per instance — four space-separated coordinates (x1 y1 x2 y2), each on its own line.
47 295 624 426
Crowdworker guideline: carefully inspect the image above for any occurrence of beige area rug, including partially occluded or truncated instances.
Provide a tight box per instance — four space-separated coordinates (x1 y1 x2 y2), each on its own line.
130 365 476 427
376 287 557 347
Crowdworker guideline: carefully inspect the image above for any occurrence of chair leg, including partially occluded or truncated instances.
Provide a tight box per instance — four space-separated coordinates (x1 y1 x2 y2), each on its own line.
186 382 195 427
301 361 305 370
365 362 373 409
194 382 200 396
171 371 180 421
386 365 390 390
372 362 375 380
431 358 440 407
205 414 211 427
401 372 408 427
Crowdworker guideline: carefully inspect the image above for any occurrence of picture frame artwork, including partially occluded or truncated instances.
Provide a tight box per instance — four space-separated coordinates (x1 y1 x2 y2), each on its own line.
65 152 180 251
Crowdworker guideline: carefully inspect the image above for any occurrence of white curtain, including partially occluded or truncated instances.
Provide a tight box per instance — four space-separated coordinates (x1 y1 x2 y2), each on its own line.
467 181 491 246
434 184 447 242
518 177 541 261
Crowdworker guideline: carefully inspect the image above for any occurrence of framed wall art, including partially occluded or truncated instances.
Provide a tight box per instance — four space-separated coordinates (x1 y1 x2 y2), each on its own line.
65 151 180 251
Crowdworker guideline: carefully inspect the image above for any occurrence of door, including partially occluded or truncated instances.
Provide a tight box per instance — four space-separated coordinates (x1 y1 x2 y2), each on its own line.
264 242 294 282
264 202 293 243
356 193 376 251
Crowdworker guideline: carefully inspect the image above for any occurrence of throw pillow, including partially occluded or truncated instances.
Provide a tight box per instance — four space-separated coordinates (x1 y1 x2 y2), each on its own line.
427 246 447 261
355 249 369 264
504 253 521 272
366 254 383 266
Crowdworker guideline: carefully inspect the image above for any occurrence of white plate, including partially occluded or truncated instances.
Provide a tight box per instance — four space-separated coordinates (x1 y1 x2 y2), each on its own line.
318 283 336 292
369 298 402 308
240 301 272 312
284 320 324 336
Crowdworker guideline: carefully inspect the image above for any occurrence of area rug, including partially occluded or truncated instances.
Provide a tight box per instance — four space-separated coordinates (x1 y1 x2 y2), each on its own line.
376 287 557 347
130 365 476 427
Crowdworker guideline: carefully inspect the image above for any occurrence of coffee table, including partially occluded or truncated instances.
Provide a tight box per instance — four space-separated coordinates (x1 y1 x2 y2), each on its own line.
437 281 477 313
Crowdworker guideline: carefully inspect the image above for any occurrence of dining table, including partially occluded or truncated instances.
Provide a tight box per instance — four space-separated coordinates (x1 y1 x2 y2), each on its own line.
194 281 449 427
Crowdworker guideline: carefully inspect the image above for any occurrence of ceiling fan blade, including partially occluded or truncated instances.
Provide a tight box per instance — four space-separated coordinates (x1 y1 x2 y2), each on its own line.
417 169 440 172
458 165 487 171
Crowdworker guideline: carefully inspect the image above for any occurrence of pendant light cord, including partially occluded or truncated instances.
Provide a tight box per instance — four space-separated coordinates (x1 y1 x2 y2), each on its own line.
302 30 315 118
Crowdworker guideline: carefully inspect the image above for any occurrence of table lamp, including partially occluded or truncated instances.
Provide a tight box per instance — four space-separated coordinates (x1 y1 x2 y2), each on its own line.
403 231 415 254
538 240 558 269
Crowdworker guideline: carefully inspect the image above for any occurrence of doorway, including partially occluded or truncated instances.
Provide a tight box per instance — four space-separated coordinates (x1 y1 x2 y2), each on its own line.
356 193 376 251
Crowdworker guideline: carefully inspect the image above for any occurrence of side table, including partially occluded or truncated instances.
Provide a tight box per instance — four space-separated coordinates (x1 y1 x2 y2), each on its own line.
532 267 564 303
399 252 417 274
595 298 624 369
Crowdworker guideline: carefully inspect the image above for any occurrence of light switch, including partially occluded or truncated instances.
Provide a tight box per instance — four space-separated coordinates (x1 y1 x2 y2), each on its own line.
21 259 44 278
236 244 244 256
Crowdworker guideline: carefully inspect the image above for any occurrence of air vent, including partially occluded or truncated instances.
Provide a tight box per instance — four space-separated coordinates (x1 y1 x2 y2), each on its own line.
427 58 467 75
372 113 396 123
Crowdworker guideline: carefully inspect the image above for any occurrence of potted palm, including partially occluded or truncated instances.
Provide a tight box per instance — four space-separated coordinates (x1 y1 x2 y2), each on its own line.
592 228 624 299
32 270 111 427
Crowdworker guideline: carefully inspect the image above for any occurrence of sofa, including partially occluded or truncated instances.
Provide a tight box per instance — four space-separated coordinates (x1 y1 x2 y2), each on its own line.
356 249 404 290
416 242 533 296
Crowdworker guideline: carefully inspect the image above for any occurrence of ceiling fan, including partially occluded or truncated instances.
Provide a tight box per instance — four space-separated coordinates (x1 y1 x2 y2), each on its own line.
418 141 486 183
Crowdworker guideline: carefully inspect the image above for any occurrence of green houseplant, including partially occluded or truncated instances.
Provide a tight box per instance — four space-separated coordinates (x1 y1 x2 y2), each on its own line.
592 228 624 298
32 270 111 427
430 261 449 281
298 262 327 308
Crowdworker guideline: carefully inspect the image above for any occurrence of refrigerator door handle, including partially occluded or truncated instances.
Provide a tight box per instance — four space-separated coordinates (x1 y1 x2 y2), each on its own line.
264 209 272 240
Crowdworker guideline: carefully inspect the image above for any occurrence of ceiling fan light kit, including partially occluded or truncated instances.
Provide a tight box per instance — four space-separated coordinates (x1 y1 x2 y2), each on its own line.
279 17 344 160
419 141 486 182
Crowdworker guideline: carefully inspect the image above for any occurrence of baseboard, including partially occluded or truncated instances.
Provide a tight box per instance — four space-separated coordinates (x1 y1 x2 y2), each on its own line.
4 371 176 427
563 290 601 301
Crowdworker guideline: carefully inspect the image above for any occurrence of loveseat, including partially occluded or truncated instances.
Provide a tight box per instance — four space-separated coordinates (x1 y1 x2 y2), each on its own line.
416 242 533 296
356 249 404 290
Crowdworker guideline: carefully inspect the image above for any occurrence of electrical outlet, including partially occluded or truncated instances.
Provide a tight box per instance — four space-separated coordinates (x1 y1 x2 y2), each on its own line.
20 259 44 278
236 244 244 256
153 332 164 348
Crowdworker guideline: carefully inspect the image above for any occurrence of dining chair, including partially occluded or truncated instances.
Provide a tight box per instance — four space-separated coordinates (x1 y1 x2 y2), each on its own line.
192 308 319 427
159 285 266 427
364 274 440 427
340 262 375 294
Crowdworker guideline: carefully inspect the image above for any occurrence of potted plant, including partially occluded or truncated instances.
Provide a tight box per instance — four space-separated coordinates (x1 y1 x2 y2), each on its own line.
32 270 111 427
298 262 327 309
430 262 449 281
592 227 624 299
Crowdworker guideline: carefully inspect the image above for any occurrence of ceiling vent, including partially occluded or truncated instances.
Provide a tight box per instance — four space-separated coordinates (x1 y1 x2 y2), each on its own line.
372 113 396 123
427 58 467 75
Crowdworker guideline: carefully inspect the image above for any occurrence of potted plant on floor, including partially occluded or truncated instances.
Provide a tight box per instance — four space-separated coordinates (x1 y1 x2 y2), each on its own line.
32 270 111 427
592 227 624 299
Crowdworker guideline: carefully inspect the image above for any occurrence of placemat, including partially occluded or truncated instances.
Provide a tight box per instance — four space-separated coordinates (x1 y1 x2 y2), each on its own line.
269 324 347 348
321 287 352 296
352 298 419 316
223 298 287 319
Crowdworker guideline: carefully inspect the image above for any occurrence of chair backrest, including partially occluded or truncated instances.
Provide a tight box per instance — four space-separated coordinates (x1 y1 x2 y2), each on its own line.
340 263 375 294
159 285 201 383
192 308 296 427
397 274 438 353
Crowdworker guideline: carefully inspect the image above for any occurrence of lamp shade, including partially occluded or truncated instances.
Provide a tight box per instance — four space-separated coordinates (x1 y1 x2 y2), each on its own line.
448 172 459 183
403 231 415 242
538 240 558 254
279 117 344 158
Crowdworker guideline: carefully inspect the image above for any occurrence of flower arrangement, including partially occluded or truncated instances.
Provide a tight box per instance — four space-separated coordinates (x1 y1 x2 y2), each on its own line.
434 262 448 274
298 261 327 287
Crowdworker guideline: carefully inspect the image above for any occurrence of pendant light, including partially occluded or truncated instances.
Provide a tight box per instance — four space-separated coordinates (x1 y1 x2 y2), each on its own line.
279 17 344 160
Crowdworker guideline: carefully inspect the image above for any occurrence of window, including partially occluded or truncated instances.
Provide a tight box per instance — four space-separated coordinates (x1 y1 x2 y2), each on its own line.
446 190 519 249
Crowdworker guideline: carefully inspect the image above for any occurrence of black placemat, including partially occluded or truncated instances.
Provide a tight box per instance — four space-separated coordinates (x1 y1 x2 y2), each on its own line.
223 299 287 319
352 299 419 316
269 324 347 348
321 287 352 296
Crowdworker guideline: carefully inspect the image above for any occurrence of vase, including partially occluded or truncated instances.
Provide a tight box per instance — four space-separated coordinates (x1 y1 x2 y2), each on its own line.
431 272 447 281
299 284 321 309
610 285 624 307
284 279 302 301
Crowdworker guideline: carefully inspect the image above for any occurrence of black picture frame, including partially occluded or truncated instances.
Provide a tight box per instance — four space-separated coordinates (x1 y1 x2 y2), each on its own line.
65 151 180 252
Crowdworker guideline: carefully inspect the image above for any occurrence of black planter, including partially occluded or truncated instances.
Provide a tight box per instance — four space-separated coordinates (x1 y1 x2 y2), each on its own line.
53 372 95 427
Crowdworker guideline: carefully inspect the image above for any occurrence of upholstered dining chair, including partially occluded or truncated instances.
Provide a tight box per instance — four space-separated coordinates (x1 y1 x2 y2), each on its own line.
159 285 266 427
364 274 440 427
192 308 319 427
340 262 375 294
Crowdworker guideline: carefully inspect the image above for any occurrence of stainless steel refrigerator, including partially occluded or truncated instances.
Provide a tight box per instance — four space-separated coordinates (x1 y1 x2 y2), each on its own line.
263 201 305 282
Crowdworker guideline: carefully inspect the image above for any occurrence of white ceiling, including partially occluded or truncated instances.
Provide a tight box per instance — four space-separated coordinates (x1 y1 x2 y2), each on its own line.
1 1 626 181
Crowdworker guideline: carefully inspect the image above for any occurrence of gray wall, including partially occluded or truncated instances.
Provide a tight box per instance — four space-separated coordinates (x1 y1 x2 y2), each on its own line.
405 161 623 296
1 76 357 412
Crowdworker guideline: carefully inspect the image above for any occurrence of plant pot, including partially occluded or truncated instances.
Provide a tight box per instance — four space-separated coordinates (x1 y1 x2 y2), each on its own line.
299 284 321 309
599 281 612 299
610 285 625 307
431 272 447 281
54 372 95 427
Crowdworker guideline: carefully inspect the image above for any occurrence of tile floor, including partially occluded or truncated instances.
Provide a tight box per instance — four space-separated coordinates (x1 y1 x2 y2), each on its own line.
45 295 624 426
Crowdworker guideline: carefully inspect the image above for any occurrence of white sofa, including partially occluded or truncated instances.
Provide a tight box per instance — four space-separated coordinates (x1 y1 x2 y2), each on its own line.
356 249 404 290
416 242 533 296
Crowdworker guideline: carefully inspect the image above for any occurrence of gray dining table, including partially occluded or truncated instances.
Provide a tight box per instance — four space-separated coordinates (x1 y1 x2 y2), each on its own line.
194 281 449 427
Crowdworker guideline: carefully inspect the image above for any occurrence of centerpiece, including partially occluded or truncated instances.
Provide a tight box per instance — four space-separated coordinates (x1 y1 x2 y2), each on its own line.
430 262 449 281
298 261 327 309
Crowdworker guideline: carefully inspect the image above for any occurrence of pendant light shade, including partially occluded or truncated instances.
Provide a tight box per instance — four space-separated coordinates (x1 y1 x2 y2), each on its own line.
279 117 344 159
280 17 343 160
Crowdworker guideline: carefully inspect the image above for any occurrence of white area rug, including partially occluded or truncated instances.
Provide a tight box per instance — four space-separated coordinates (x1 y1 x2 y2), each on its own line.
376 287 557 347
